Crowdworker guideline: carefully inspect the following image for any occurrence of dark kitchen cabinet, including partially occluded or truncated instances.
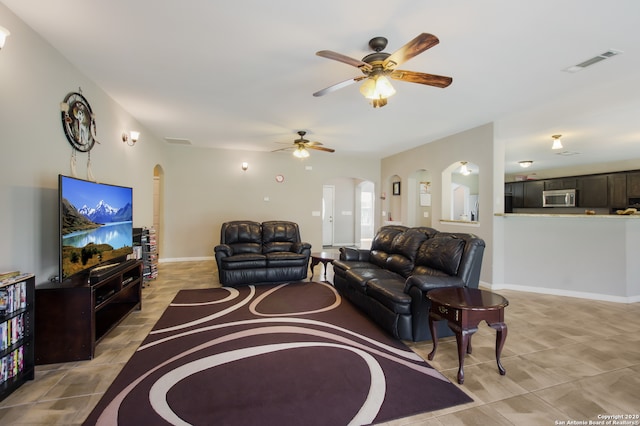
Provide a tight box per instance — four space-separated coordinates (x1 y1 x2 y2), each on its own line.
523 180 544 208
627 172 640 198
608 173 627 208
577 175 608 207
504 182 524 208
544 178 576 190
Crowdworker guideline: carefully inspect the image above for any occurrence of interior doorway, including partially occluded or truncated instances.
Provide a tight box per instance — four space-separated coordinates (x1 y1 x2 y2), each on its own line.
322 185 335 247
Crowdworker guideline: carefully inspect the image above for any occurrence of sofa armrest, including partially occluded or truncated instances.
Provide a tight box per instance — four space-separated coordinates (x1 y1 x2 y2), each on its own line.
214 244 233 257
404 274 464 293
339 247 370 261
292 242 312 254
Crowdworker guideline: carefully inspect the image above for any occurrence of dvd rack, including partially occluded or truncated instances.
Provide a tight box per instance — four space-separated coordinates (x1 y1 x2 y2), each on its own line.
133 227 158 286
0 273 35 402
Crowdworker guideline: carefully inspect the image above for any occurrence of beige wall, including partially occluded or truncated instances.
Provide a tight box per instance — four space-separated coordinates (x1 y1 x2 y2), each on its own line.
160 145 379 260
381 123 496 284
0 4 165 282
0 4 379 282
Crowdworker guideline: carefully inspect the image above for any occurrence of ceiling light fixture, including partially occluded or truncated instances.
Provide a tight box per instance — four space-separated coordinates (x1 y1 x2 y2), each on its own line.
460 161 471 176
293 146 309 158
551 134 563 150
519 160 533 168
241 162 249 171
359 74 396 108
122 131 140 146
0 26 10 50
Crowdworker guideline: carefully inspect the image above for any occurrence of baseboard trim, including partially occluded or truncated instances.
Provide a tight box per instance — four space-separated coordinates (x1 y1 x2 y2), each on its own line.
482 281 640 304
159 256 215 263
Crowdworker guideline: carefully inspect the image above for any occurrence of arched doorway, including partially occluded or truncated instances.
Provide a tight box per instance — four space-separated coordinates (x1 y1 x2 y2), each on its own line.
153 165 164 257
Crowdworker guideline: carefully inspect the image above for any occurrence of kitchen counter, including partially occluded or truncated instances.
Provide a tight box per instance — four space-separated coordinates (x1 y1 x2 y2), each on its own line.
493 212 640 302
495 213 640 219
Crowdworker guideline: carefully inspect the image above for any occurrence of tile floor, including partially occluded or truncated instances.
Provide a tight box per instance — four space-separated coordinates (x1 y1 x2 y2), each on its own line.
1 260 639 425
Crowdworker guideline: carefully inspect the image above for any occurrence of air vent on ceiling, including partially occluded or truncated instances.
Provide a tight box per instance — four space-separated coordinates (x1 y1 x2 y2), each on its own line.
164 137 192 145
563 49 622 73
555 150 581 156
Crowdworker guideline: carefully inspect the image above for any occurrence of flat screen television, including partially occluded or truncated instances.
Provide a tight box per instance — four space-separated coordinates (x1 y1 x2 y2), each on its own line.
58 175 133 281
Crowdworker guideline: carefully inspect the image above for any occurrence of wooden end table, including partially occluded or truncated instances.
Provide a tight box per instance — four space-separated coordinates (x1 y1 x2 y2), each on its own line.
310 251 339 280
426 287 509 384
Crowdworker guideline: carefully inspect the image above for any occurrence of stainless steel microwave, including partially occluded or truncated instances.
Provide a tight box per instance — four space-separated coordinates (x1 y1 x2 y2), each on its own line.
543 189 576 207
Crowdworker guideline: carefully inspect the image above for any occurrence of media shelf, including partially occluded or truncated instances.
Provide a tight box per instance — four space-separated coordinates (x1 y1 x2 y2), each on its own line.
133 227 158 286
35 260 142 364
0 274 35 402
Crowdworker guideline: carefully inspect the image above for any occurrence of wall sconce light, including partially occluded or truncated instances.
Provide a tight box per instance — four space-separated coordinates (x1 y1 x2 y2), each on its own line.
122 131 140 146
0 26 10 50
519 160 534 168
241 162 249 171
460 161 471 176
551 134 563 150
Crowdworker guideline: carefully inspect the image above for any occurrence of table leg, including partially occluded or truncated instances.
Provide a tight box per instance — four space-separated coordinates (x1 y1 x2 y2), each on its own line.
455 327 477 384
427 313 438 361
310 258 320 277
489 321 508 376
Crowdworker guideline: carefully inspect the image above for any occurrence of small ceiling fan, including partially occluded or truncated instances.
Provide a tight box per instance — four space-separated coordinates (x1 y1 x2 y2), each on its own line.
314 33 452 107
272 131 335 158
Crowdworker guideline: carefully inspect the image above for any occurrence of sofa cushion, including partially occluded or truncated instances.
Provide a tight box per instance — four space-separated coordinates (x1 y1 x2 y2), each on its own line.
220 253 267 270
414 235 465 276
385 228 432 277
265 251 308 267
262 221 301 253
369 226 407 268
221 221 263 254
345 268 400 289
366 278 412 314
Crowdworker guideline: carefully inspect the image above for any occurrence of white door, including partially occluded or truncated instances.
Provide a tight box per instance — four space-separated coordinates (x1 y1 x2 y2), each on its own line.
322 185 335 247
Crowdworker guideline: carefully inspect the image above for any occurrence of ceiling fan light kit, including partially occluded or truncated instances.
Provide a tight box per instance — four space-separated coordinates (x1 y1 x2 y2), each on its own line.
315 33 452 108
293 146 310 158
272 131 335 158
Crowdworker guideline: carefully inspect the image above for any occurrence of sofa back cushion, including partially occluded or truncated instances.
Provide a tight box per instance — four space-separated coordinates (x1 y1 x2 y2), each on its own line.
385 228 432 277
369 226 407 268
413 234 465 276
220 221 263 254
262 221 301 253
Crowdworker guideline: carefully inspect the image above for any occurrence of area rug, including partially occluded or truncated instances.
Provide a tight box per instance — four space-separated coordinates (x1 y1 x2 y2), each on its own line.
84 281 472 426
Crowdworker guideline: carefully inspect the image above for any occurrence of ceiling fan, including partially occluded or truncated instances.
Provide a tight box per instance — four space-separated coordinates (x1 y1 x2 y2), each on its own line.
272 131 335 158
313 33 452 108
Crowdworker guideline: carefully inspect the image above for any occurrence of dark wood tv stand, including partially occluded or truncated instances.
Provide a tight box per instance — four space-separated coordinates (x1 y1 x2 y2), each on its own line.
35 259 142 364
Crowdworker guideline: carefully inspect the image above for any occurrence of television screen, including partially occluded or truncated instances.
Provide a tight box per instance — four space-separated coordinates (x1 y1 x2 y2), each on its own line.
59 175 133 280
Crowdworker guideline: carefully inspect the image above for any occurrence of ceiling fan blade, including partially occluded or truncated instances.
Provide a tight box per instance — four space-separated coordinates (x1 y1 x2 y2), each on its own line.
316 50 373 71
313 76 366 97
306 141 324 146
307 145 335 153
390 70 452 88
271 146 294 153
383 33 439 69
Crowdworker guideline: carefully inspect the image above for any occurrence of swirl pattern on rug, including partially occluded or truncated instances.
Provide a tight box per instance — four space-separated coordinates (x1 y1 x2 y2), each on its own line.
85 281 472 426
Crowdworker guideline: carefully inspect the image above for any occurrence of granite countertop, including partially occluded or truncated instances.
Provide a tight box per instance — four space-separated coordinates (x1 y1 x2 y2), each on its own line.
495 213 640 218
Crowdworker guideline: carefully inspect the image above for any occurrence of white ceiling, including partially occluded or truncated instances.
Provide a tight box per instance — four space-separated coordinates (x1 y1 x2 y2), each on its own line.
3 0 640 174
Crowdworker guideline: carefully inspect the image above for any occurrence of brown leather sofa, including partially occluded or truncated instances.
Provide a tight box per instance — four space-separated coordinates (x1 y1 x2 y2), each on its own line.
214 220 312 286
332 225 485 342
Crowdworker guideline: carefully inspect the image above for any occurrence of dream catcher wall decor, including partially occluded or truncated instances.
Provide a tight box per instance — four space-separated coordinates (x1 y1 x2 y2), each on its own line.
60 88 99 180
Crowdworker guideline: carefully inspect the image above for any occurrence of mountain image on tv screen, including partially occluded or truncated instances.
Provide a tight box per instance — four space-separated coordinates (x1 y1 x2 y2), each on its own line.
60 176 133 279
